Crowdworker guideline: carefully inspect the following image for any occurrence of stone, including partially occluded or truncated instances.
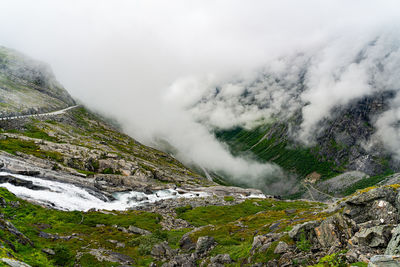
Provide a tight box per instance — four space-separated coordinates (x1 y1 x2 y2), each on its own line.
127 225 151 235
210 254 232 265
161 254 196 267
289 220 319 241
195 236 216 255
344 187 398 223
41 248 55 255
259 242 272 253
151 242 175 259
353 225 392 248
89 248 135 265
0 258 31 267
251 235 268 251
368 255 400 267
314 213 356 248
179 227 211 251
386 225 400 255
274 241 289 254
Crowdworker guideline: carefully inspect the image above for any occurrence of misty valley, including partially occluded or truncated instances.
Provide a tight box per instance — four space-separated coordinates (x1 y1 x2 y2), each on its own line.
1 1 400 266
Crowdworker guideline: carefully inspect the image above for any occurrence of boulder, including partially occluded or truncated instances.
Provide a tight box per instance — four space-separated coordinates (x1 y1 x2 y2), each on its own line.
344 187 398 224
179 226 210 251
161 254 196 267
210 254 232 265
0 258 31 267
151 241 175 259
251 235 268 251
42 248 55 255
127 225 151 235
353 225 392 248
314 213 356 248
386 225 400 255
179 233 196 251
195 236 216 255
368 255 400 267
289 220 319 241
274 241 289 254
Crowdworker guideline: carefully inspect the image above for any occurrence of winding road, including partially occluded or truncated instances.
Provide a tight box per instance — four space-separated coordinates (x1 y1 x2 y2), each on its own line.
0 105 79 121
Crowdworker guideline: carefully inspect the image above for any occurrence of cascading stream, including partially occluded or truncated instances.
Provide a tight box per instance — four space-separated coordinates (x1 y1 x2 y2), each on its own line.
0 171 209 211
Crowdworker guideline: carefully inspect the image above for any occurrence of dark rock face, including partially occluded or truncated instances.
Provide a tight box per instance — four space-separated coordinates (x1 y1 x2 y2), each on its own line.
315 91 396 175
0 175 48 191
344 187 398 224
314 213 357 248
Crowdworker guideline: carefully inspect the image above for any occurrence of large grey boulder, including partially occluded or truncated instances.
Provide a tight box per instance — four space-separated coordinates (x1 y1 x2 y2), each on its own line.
151 241 176 259
195 236 216 256
344 187 399 224
0 258 31 267
161 254 196 267
386 225 400 255
288 220 319 241
353 225 392 248
210 254 232 265
368 255 400 267
314 213 356 248
274 241 289 254
127 225 151 235
179 226 210 251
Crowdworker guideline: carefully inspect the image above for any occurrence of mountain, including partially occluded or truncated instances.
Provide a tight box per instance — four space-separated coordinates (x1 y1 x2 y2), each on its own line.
188 39 400 199
1 46 400 266
0 46 75 116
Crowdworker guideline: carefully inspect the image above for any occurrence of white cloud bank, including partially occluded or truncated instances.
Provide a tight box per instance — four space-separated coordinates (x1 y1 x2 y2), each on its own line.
0 0 400 191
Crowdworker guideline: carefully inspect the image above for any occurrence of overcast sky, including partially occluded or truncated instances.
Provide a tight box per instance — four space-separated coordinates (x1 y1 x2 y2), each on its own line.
1 0 400 191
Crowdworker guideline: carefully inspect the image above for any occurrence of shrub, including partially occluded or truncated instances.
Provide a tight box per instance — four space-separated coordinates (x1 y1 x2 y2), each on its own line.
296 232 311 252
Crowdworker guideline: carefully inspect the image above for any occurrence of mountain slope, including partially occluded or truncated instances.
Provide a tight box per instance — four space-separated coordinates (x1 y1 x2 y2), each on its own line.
0 46 75 117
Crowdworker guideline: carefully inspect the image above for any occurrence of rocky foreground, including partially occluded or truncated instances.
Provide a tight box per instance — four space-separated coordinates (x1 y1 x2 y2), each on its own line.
1 181 400 266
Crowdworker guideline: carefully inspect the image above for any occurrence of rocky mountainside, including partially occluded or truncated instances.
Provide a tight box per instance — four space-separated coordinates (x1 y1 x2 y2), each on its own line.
0 46 75 117
1 46 400 266
3 180 400 266
188 40 400 199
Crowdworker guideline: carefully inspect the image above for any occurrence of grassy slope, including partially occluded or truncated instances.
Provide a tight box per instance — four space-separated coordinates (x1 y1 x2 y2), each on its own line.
0 187 335 266
215 124 344 180
0 107 206 186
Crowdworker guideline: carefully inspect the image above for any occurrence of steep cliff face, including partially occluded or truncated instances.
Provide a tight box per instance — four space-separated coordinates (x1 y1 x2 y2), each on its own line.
0 46 75 116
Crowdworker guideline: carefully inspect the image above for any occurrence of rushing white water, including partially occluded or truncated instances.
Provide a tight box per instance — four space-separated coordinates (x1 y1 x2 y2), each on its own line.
0 172 209 211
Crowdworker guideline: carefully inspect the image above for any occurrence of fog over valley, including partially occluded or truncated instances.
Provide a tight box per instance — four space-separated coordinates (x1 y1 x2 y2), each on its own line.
1 0 400 193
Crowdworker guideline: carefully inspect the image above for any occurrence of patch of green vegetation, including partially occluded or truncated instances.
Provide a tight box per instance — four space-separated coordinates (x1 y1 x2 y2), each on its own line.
224 196 235 202
101 167 121 175
215 124 342 180
311 250 347 267
341 172 393 196
0 137 63 162
177 198 322 227
296 232 311 252
77 254 115 267
22 124 59 142
175 205 193 216
0 187 164 266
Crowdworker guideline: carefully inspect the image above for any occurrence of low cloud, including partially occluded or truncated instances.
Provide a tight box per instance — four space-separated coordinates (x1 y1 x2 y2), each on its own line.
0 1 400 192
